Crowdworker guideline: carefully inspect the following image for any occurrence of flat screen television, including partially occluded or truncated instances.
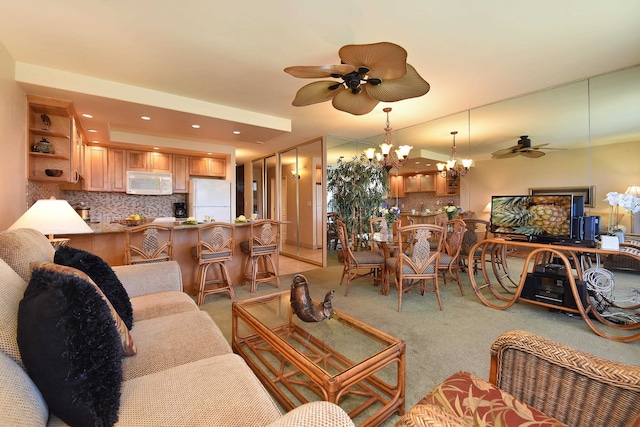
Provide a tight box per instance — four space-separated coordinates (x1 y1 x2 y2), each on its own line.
490 195 578 241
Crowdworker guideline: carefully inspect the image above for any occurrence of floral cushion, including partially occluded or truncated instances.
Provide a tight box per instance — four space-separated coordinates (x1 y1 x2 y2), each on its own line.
419 371 567 426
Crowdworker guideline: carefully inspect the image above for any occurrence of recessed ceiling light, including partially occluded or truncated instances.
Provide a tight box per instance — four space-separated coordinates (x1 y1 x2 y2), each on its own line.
141 116 151 121
153 147 159 150
233 130 241 135
207 152 213 155
82 113 93 119
88 129 98 133
256 141 264 145
192 124 200 129
91 140 99 143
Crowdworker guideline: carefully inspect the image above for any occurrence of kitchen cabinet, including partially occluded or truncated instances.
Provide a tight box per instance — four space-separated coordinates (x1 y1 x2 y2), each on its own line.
404 172 435 192
172 155 189 193
84 145 109 191
435 173 460 196
190 156 226 177
27 95 84 183
109 148 127 192
388 174 405 198
127 150 172 173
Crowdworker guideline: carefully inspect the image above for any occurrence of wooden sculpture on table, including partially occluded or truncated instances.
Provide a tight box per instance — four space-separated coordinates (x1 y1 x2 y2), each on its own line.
290 274 334 322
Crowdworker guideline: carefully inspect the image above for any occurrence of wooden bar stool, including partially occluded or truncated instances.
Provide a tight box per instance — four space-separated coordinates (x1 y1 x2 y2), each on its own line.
240 220 280 293
125 223 174 265
193 223 235 305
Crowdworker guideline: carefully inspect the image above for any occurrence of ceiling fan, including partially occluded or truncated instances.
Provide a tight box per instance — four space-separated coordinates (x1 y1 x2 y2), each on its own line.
491 135 564 159
284 42 430 115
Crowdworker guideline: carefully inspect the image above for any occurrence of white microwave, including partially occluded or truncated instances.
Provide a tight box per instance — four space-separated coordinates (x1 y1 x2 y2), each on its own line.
126 171 173 195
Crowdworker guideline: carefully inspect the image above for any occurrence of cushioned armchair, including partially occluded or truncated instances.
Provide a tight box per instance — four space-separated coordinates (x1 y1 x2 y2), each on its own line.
396 330 640 427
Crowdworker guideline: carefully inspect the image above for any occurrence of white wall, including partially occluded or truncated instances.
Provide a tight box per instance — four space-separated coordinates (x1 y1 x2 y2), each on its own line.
461 140 640 231
0 42 26 230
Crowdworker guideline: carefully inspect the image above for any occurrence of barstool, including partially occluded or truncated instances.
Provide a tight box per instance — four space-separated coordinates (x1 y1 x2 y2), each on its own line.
192 223 235 305
240 220 280 293
125 224 174 265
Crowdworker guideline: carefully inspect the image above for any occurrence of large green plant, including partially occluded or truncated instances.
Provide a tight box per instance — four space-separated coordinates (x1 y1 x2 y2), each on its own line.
327 154 389 249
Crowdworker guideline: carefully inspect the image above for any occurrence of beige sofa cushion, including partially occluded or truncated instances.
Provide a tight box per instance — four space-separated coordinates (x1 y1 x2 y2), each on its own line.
117 354 282 426
0 258 27 367
0 229 54 282
0 351 48 427
131 291 198 322
123 310 231 381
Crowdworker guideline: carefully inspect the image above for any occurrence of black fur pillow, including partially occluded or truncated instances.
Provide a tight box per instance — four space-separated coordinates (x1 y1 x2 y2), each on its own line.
54 246 133 329
17 266 122 427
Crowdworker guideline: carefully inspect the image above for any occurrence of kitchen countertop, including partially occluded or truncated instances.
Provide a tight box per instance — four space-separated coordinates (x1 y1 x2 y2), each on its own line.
86 220 260 234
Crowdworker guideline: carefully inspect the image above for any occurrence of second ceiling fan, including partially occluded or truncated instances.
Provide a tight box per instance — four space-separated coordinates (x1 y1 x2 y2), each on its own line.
491 136 564 159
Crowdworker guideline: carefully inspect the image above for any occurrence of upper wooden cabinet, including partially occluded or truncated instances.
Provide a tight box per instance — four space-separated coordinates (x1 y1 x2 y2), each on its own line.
172 155 189 193
84 145 109 191
435 173 460 196
27 95 83 183
404 173 435 193
189 156 225 177
126 150 172 173
388 174 405 198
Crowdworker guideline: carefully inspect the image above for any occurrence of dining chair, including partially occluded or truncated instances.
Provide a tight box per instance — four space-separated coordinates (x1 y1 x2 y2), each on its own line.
192 222 234 305
438 219 466 295
327 212 340 251
240 219 281 293
125 223 174 265
459 218 491 275
369 217 389 249
337 219 385 296
386 223 445 311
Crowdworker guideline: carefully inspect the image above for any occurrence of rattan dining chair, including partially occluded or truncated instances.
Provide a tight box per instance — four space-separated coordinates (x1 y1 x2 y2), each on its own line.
240 219 281 293
438 219 466 295
337 219 385 296
386 223 445 311
459 218 491 275
125 223 174 265
192 222 234 305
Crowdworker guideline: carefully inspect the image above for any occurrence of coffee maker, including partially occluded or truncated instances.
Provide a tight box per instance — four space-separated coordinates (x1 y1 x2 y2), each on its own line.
174 202 187 219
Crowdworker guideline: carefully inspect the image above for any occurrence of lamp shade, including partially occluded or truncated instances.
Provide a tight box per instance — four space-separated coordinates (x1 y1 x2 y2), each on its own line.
9 199 93 236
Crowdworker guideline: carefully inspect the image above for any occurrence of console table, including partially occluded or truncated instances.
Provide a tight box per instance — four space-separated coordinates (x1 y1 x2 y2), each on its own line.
467 238 640 342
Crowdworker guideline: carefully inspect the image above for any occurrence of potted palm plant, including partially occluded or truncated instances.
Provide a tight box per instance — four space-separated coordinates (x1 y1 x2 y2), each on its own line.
327 154 389 250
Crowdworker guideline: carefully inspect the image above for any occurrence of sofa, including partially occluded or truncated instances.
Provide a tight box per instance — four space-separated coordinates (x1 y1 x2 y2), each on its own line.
0 228 354 427
395 330 640 427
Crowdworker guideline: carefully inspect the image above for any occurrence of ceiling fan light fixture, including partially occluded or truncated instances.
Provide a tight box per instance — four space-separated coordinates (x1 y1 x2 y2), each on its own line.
285 42 430 115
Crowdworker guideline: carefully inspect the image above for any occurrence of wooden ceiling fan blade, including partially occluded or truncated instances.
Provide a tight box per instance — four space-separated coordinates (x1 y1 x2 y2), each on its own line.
491 145 521 157
291 81 341 106
332 89 379 115
339 42 407 80
492 151 520 159
365 64 430 102
529 143 549 149
521 150 546 158
284 64 355 78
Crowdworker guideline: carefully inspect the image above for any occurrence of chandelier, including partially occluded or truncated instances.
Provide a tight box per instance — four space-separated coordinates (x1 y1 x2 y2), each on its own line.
364 107 412 172
437 131 472 178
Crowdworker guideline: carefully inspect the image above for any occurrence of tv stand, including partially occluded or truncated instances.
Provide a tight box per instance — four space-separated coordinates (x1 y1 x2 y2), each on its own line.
467 238 640 342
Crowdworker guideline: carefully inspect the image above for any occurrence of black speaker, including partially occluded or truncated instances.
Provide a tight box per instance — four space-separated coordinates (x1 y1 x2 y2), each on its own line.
521 272 588 310
583 216 600 240
571 216 584 240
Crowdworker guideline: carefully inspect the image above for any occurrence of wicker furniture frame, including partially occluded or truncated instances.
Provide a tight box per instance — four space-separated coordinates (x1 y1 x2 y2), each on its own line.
232 291 405 427
469 238 640 342
396 330 640 426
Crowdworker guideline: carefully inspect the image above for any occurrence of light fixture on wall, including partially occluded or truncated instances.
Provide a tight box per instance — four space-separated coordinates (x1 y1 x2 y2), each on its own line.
8 197 93 248
364 107 412 172
291 170 300 179
437 131 472 178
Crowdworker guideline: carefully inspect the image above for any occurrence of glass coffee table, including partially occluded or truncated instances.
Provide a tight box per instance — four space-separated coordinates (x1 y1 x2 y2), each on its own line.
232 291 406 426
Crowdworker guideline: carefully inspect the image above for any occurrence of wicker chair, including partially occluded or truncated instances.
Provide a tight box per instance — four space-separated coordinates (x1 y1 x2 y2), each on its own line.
192 222 235 305
395 330 640 427
438 219 465 295
336 219 385 296
240 219 281 293
459 218 491 274
124 223 174 265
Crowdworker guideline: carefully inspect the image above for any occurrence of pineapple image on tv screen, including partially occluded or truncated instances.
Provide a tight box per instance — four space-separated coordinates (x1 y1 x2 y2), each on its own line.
491 195 571 237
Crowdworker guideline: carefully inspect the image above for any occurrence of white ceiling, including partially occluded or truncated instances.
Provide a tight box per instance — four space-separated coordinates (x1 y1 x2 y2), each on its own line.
2 1 640 166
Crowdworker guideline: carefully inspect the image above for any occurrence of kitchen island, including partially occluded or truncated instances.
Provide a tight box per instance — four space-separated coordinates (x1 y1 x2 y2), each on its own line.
63 221 277 296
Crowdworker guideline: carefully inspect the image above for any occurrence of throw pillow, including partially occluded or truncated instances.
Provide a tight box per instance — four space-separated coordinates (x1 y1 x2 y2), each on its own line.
31 261 136 356
54 245 134 329
17 265 124 427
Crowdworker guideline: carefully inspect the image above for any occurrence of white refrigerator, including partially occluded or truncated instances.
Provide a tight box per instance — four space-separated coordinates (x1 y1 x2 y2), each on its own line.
188 178 232 222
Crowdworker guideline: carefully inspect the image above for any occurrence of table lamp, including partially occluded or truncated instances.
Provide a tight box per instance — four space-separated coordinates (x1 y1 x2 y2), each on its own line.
8 198 93 248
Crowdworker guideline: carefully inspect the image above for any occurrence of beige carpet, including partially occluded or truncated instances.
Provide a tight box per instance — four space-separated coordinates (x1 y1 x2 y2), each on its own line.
199 256 640 426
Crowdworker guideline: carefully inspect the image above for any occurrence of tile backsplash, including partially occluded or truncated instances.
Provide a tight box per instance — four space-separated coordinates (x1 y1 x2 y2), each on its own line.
28 181 186 222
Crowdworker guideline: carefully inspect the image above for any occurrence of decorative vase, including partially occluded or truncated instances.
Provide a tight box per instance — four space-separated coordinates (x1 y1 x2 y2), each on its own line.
33 137 55 154
447 211 456 220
